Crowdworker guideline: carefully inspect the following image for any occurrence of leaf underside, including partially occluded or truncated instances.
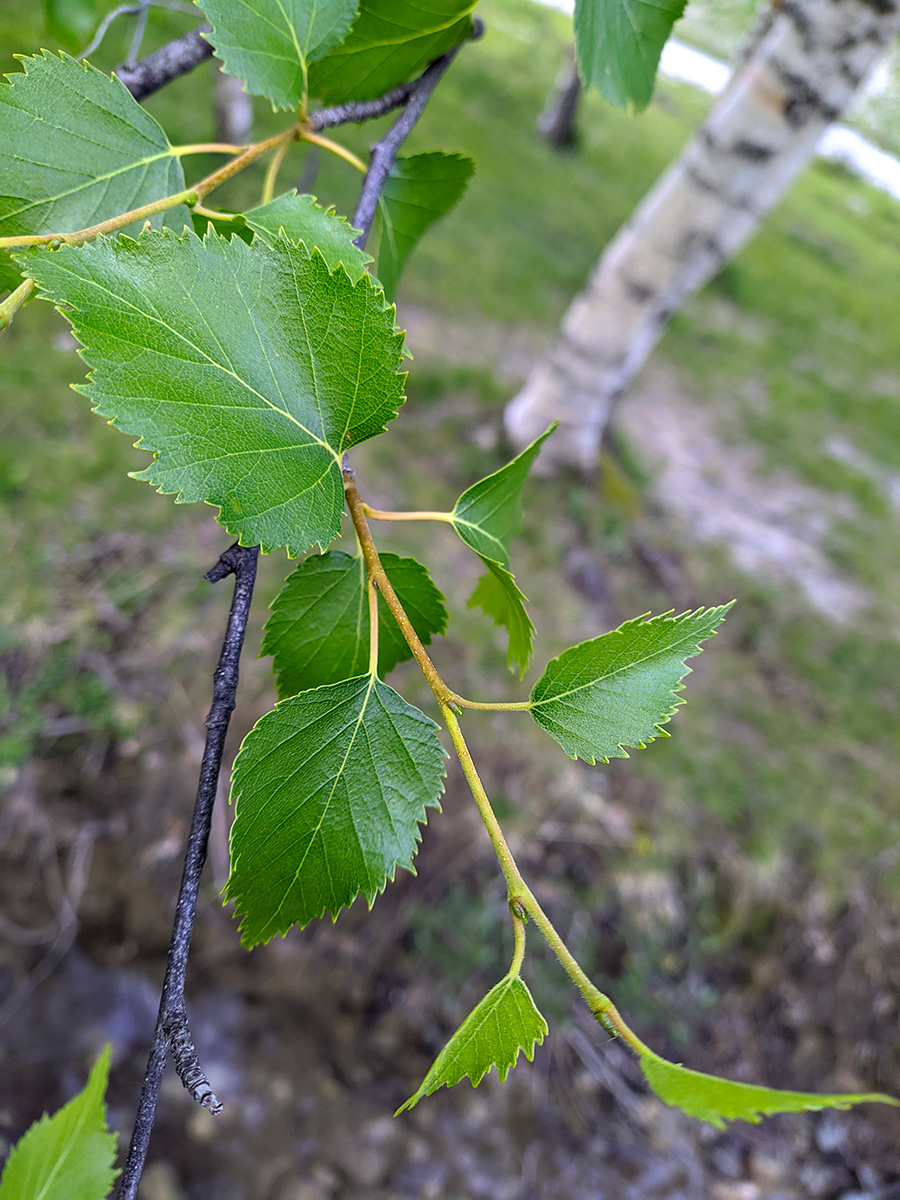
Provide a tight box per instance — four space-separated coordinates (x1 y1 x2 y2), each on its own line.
263 550 448 695
640 1050 899 1130
530 606 732 763
226 675 447 945
0 51 187 291
573 0 687 110
468 559 535 679
398 973 548 1112
308 0 477 103
23 228 406 556
377 152 474 299
453 426 555 675
245 190 372 281
199 0 358 110
0 1045 118 1200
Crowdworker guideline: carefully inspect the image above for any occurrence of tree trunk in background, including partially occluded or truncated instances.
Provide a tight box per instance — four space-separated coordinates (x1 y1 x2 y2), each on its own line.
538 48 582 150
505 0 900 472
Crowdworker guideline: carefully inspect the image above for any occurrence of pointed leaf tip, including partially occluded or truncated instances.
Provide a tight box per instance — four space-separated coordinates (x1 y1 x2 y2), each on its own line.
0 1045 118 1200
640 1049 899 1129
530 605 732 763
398 973 547 1113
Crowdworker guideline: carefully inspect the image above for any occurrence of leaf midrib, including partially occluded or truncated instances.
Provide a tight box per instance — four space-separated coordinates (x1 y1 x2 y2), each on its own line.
532 622 706 709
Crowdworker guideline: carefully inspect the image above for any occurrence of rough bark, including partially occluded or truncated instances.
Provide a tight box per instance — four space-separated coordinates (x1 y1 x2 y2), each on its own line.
505 0 900 472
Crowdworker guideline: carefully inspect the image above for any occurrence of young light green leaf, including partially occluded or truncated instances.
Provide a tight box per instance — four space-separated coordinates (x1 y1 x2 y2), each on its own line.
397 973 547 1112
574 0 687 110
263 550 448 695
226 675 446 945
530 606 732 763
377 153 474 300
308 0 477 104
451 426 555 567
245 191 372 281
0 1044 118 1200
24 229 405 556
0 52 188 244
468 559 536 679
199 0 359 110
640 1049 898 1130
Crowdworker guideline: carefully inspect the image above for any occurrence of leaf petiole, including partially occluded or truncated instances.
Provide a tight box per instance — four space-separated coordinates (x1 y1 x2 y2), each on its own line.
448 694 531 711
362 505 454 523
170 142 248 157
300 129 367 175
0 127 298 250
367 575 380 676
0 276 35 331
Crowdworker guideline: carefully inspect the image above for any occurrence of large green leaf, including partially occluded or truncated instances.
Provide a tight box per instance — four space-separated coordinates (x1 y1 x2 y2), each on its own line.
397 973 547 1112
0 1045 118 1200
377 153 474 300
0 52 187 248
226 674 446 944
640 1049 898 1130
308 0 477 104
451 426 555 567
468 559 536 679
263 550 448 694
530 607 731 763
199 0 359 110
24 228 405 556
574 0 686 110
245 190 372 281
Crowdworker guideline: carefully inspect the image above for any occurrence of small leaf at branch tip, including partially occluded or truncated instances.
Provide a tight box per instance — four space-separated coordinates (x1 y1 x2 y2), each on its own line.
639 1049 899 1129
396 974 547 1113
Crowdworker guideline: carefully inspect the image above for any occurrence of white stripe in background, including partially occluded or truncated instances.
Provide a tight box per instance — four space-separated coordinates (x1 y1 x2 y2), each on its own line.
532 0 900 202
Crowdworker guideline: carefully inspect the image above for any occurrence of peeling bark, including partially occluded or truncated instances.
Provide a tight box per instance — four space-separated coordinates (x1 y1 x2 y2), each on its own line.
505 0 900 472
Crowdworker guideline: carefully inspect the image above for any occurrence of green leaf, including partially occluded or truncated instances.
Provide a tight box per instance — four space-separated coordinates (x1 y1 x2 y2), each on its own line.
574 0 686 110
308 0 477 104
397 973 547 1112
530 606 732 763
226 674 446 944
263 550 448 694
468 559 536 680
0 53 188 246
23 228 405 556
377 153 474 300
451 426 555 567
199 0 359 110
245 191 372 281
0 1045 118 1200
639 1049 899 1130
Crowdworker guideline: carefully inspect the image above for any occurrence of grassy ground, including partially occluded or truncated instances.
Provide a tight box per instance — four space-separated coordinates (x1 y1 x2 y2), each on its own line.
2 0 900 1069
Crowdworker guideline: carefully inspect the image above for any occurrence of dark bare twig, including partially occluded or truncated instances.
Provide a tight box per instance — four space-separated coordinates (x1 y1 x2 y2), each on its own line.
116 24 213 100
352 18 484 247
116 543 258 1200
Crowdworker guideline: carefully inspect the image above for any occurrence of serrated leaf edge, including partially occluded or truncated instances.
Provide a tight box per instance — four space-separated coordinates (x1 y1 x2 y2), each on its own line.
530 605 733 765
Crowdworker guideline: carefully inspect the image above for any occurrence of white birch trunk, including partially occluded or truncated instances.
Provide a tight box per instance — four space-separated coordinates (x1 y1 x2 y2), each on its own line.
506 0 900 471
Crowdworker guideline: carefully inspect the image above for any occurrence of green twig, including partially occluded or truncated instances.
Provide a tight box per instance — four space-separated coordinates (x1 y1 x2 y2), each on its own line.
0 128 297 251
0 276 35 330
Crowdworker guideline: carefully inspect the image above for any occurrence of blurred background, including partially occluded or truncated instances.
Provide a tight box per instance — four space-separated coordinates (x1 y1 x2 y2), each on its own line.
2 1 900 1196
